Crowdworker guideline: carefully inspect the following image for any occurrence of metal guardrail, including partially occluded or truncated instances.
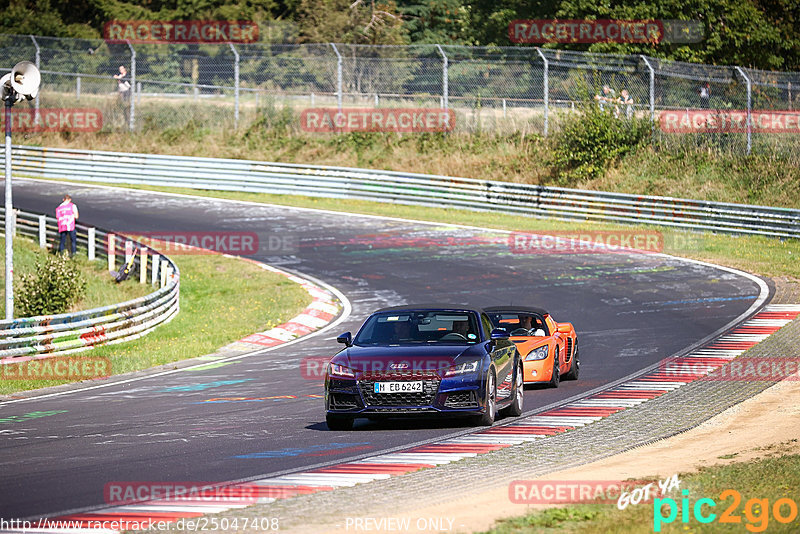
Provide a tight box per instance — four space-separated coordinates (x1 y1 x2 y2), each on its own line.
0 207 180 359
3 145 800 239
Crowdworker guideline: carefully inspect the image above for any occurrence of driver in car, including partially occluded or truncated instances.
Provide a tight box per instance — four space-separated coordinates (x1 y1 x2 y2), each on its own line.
391 321 412 342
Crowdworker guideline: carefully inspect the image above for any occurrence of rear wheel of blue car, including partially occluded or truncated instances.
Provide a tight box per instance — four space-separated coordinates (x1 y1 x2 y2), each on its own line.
473 372 496 426
503 361 524 417
326 414 354 431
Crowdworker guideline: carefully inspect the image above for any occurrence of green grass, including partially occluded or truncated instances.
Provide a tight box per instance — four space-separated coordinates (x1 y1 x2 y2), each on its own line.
482 443 800 533
0 250 312 394
0 236 151 317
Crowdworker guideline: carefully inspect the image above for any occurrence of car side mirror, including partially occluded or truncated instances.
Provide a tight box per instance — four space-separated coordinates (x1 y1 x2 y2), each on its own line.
490 328 509 340
336 332 352 346
557 325 571 334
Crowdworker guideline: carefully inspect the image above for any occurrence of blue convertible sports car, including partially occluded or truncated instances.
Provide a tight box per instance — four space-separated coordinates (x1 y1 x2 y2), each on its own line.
324 305 524 430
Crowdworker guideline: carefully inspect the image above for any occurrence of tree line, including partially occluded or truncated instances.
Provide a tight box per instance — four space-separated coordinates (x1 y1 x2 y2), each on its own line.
2 0 799 70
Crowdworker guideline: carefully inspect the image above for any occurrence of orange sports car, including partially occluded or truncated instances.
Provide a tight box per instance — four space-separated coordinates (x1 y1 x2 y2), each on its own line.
485 306 578 387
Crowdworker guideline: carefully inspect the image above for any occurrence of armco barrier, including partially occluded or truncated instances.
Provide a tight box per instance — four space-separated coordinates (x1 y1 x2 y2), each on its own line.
2 145 800 239
0 207 179 359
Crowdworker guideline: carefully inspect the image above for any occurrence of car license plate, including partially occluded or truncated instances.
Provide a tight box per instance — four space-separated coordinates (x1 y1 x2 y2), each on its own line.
374 381 423 393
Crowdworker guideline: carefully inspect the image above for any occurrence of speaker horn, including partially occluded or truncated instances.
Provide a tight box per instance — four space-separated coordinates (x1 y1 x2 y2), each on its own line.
1 61 40 102
10 61 40 100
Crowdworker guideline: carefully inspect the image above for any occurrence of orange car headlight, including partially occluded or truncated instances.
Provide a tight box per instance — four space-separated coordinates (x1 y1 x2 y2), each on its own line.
525 345 549 361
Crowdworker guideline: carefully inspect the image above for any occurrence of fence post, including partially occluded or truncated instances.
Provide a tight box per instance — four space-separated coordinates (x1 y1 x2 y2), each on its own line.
229 43 240 128
735 67 752 155
436 45 448 110
108 233 116 271
160 260 168 287
125 240 133 263
151 253 160 285
536 48 549 137
139 248 147 283
330 43 343 111
126 40 136 132
640 55 656 134
88 227 95 260
36 214 46 248
76 76 81 101
29 36 40 123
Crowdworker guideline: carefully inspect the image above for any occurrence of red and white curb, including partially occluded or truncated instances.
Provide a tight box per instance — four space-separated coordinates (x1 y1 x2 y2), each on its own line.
216 261 341 352
9 304 799 533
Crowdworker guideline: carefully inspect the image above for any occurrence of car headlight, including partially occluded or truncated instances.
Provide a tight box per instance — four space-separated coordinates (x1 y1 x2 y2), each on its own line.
525 346 549 361
445 360 480 377
329 363 355 378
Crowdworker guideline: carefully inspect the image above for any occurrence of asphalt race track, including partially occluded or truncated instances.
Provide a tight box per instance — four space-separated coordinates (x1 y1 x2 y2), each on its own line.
0 179 768 521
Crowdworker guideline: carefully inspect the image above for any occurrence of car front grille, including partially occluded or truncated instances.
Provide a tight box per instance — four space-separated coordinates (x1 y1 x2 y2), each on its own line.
358 378 440 407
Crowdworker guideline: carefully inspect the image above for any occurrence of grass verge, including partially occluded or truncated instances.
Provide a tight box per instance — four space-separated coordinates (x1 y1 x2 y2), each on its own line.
23 118 800 208
482 442 800 533
0 251 312 395
0 236 151 317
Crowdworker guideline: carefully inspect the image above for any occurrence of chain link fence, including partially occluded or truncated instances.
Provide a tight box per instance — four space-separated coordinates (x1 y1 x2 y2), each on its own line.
1 33 799 155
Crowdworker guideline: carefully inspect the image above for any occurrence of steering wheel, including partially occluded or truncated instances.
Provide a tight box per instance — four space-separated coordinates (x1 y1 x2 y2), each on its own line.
510 328 530 336
440 332 467 341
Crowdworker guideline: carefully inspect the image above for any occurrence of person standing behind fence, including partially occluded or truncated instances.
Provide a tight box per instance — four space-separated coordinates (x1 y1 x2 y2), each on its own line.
620 89 634 119
699 83 710 109
114 66 131 103
113 65 131 125
56 194 79 256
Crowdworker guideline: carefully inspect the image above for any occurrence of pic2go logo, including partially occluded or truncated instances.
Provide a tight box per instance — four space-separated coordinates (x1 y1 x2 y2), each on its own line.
654 489 800 532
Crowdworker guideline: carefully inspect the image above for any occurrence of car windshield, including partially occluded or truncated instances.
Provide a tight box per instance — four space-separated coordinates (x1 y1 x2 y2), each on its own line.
487 312 548 336
354 310 481 345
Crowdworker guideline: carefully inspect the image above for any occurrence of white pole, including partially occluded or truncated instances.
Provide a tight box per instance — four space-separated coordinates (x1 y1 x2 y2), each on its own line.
4 99 14 319
139 249 147 283
151 253 160 285
124 240 133 263
88 227 95 260
38 214 46 248
160 260 168 287
107 233 116 272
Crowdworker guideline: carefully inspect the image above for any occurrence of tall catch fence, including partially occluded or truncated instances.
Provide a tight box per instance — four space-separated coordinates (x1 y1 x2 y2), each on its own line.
0 33 799 155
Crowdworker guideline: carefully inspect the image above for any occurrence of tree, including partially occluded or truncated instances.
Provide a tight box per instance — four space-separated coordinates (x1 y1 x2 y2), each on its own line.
295 0 408 44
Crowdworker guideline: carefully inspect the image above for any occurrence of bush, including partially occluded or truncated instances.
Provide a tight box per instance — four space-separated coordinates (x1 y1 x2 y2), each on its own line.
16 253 86 316
552 103 651 185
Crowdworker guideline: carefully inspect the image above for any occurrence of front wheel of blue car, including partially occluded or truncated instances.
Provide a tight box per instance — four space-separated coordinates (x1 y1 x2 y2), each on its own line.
503 361 524 417
473 372 497 426
326 414 354 431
